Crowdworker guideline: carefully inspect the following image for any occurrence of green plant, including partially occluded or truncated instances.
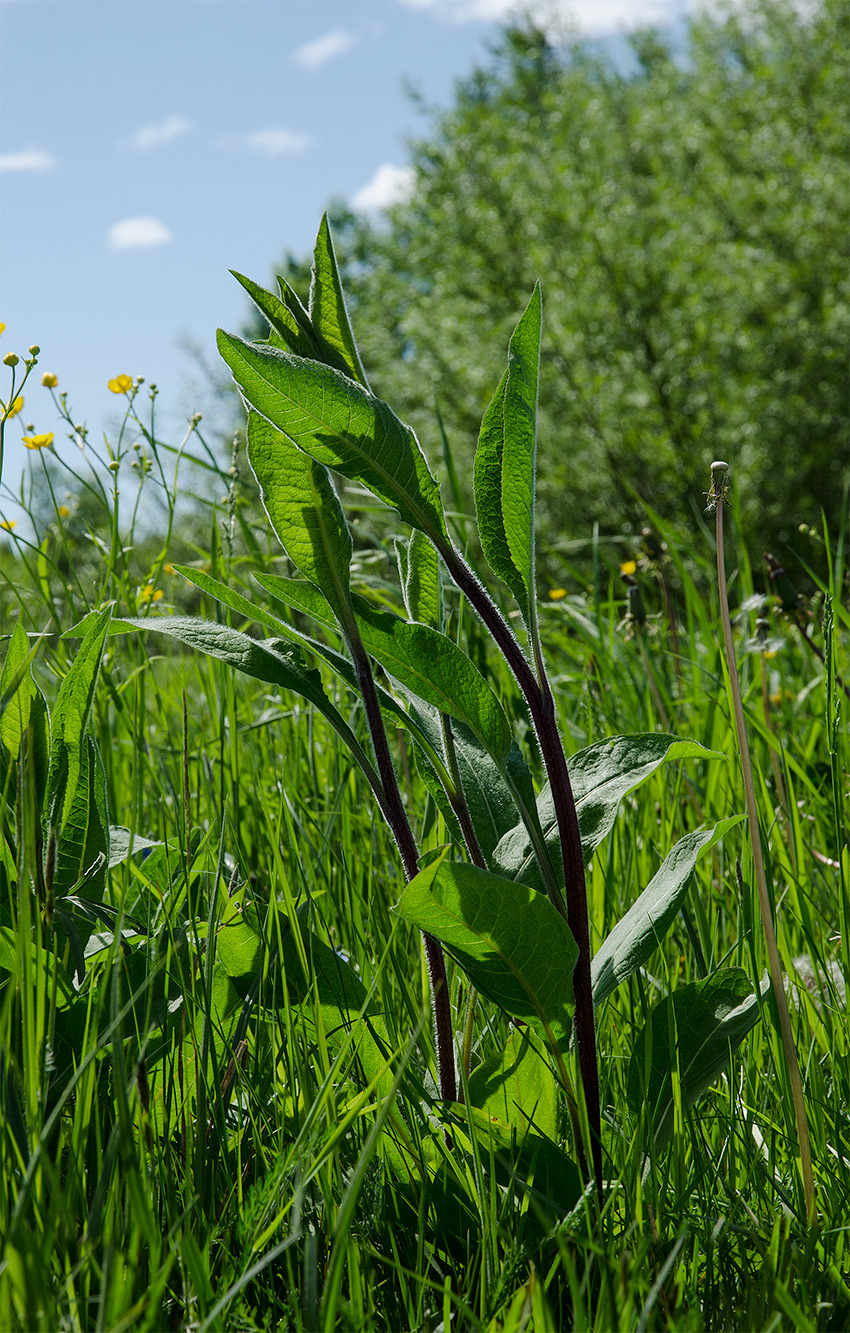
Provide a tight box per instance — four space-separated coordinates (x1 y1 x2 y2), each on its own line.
98 219 765 1218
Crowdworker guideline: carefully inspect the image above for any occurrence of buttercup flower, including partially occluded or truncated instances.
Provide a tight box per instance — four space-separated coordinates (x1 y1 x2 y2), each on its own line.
164 563 175 575
0 324 6 336
548 588 567 600
138 584 163 603
41 372 58 388
0 519 16 531
620 560 637 576
58 505 71 519
22 432 54 450
4 396 23 420
108 375 133 394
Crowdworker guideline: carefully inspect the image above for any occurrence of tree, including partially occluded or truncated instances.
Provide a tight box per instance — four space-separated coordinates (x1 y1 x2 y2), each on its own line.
256 0 848 581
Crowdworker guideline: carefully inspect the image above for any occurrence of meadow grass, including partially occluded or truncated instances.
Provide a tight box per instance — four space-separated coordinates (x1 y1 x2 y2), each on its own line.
0 384 847 1331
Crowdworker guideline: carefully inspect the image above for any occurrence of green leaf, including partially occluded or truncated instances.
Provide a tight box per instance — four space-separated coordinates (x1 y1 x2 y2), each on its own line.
467 1028 558 1140
474 285 542 626
247 412 354 626
45 607 112 917
107 827 163 869
395 857 578 1049
397 531 443 629
591 815 745 1009
492 733 724 891
230 270 317 361
405 702 536 867
627 967 761 1146
309 213 369 387
217 330 448 542
258 573 513 766
51 734 109 912
1 622 40 756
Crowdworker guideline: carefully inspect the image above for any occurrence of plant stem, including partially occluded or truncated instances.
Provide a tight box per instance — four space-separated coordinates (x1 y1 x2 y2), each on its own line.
349 635 457 1104
710 461 815 1222
441 542 603 1195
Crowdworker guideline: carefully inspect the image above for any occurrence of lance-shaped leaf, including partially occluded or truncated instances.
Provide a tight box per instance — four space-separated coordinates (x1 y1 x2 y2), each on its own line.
395 857 578 1050
247 412 354 627
493 733 724 890
474 284 542 628
257 572 512 767
309 213 369 387
230 270 318 362
627 968 762 1147
397 530 443 629
217 330 448 542
46 607 112 896
591 814 745 1009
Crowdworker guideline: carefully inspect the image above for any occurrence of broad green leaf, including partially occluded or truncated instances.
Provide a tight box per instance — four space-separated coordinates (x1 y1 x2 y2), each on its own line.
467 1028 558 1140
258 572 513 766
217 330 448 542
591 815 745 1009
397 531 443 629
395 857 578 1050
627 968 761 1146
107 827 163 869
493 733 724 891
247 412 354 626
309 213 369 387
474 285 542 627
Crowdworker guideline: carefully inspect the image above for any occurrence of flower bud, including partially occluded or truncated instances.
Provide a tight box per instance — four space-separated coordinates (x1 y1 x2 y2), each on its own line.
29 345 40 356
3 352 19 367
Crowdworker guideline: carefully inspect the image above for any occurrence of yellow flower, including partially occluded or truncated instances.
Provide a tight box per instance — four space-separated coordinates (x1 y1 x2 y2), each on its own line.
164 563 175 575
620 560 637 576
548 588 567 600
138 584 163 603
22 432 54 450
58 505 71 519
769 691 782 708
1 519 16 531
41 372 58 389
764 649 778 660
0 323 5 336
108 374 133 394
4 396 23 420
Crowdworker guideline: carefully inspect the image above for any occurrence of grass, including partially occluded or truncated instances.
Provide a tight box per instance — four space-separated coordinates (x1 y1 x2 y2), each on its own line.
0 379 848 1331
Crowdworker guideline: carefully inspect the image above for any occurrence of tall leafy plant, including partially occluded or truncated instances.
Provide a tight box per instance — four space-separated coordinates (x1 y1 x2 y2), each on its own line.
109 217 759 1200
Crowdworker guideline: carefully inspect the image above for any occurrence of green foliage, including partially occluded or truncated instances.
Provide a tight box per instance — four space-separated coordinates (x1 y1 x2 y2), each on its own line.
266 0 847 577
1 204 848 1332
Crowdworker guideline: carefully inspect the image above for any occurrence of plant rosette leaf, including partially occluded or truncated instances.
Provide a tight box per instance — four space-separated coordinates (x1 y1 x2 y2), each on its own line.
627 966 762 1147
395 857 578 1051
467 1027 558 1141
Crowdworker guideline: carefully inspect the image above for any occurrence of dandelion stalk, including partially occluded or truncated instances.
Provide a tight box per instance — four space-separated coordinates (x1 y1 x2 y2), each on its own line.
708 460 815 1222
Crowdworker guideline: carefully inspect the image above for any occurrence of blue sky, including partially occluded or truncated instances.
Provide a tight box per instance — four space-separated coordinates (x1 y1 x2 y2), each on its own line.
0 0 689 519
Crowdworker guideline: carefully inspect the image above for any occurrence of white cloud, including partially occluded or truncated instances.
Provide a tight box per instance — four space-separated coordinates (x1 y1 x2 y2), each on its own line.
0 148 55 173
397 0 686 34
293 28 356 70
352 164 416 212
133 115 191 151
108 216 173 251
238 129 310 156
